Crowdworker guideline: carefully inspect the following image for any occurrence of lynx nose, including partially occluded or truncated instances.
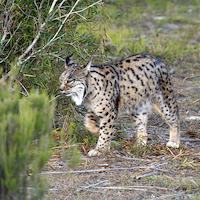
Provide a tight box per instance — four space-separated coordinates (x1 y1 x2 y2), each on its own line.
60 90 66 95
60 83 66 95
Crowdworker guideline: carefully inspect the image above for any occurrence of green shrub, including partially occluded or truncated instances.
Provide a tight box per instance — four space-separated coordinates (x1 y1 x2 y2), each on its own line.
0 69 55 199
0 0 104 95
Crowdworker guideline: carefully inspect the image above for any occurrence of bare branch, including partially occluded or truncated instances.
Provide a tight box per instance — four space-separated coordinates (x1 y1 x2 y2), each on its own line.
54 0 102 21
43 0 81 48
17 0 82 69
2 21 22 52
18 22 46 69
49 0 58 14
15 79 30 97
74 180 109 193
39 162 168 175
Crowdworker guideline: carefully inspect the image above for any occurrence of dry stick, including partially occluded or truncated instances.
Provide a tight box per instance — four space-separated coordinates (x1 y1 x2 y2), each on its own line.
73 180 109 194
172 149 182 160
167 147 175 158
183 75 200 82
181 138 200 142
21 33 66 66
134 171 159 179
43 0 81 50
14 79 30 96
95 185 174 191
49 0 58 14
95 186 147 191
0 22 23 64
18 22 46 69
53 0 102 21
39 162 168 175
48 95 61 103
2 21 22 52
193 99 200 104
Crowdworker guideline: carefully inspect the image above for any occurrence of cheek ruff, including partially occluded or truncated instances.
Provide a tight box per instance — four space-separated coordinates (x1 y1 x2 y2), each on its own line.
71 84 86 105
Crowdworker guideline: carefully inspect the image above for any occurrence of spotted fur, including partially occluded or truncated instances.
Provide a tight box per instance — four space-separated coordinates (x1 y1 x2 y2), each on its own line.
59 54 180 156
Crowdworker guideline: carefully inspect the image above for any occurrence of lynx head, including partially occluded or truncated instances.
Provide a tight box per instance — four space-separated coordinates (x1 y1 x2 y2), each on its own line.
59 54 92 105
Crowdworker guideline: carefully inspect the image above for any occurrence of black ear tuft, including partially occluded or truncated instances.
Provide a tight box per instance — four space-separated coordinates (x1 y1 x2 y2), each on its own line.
66 53 74 65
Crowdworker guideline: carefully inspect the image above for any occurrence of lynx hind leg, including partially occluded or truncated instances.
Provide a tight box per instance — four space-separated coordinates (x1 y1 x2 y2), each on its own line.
84 111 100 136
154 92 180 148
131 112 148 146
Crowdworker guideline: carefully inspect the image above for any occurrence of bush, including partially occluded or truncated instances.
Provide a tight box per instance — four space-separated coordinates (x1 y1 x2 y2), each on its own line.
0 0 104 95
0 67 55 199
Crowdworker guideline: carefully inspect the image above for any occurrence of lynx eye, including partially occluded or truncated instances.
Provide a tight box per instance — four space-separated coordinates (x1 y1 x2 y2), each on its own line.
66 80 74 84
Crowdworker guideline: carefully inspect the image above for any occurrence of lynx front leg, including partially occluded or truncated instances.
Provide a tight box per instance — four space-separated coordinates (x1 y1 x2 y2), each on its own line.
84 111 99 136
88 110 117 157
131 112 148 146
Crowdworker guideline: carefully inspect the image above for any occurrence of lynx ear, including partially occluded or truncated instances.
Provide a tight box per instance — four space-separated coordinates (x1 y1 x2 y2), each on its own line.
76 59 92 76
85 59 92 71
65 53 74 68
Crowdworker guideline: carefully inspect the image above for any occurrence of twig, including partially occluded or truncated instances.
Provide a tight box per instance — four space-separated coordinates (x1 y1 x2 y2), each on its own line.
39 162 168 175
15 79 30 96
53 0 102 21
44 0 81 49
96 185 174 191
2 21 22 52
18 0 84 66
181 138 200 142
14 0 85 70
73 180 109 194
173 149 182 160
58 0 66 8
95 186 147 191
167 147 175 158
180 87 200 92
185 116 200 120
134 171 159 179
51 144 78 149
48 95 61 103
18 22 46 70
49 0 58 13
183 75 200 82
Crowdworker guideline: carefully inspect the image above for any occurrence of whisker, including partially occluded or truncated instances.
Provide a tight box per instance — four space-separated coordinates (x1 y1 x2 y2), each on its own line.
48 95 61 102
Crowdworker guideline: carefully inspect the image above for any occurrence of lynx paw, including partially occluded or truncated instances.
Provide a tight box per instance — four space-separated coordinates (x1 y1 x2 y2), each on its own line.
167 141 179 148
87 149 101 157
